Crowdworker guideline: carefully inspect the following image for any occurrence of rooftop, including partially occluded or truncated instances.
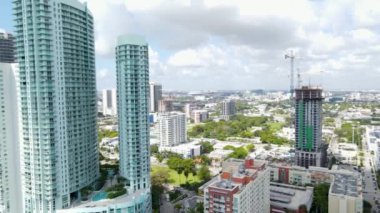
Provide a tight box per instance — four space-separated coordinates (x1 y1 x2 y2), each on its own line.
270 183 313 211
62 188 150 211
117 34 147 46
330 174 361 197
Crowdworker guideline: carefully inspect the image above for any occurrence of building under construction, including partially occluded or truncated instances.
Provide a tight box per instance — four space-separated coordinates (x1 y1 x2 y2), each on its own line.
295 86 326 168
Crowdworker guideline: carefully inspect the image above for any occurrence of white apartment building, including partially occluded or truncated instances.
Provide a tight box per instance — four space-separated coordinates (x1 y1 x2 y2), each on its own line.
158 112 186 146
102 89 117 116
328 174 363 213
0 62 21 213
159 141 201 158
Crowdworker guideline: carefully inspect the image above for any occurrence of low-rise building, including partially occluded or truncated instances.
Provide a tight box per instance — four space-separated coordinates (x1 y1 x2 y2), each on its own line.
269 163 356 186
208 150 234 167
203 158 270 213
159 141 201 158
270 183 313 213
328 174 363 213
330 143 358 165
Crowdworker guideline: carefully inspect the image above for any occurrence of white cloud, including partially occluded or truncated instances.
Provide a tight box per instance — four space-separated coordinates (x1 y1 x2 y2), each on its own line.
85 0 380 91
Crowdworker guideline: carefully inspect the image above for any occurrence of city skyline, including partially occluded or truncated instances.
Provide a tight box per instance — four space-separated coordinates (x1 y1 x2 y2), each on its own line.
2 0 380 91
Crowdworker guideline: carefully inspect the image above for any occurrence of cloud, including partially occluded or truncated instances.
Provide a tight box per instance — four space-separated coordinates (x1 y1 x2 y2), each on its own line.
84 0 380 91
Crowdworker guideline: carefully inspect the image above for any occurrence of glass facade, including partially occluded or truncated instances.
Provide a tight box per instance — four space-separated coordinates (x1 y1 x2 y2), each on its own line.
116 35 151 212
13 0 98 211
0 33 15 63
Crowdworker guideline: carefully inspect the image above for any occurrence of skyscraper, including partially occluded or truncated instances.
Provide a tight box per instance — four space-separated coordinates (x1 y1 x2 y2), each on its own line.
116 35 151 211
0 32 21 213
221 100 236 120
14 0 99 211
0 32 15 63
158 112 187 147
102 89 117 116
295 86 324 168
150 82 162 112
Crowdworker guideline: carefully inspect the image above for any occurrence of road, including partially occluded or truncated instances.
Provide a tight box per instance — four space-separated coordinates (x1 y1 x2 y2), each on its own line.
362 129 380 212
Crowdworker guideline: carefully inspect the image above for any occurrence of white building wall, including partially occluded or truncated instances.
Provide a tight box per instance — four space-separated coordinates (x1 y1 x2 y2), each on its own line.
158 112 186 146
102 89 117 116
0 63 21 213
234 167 270 213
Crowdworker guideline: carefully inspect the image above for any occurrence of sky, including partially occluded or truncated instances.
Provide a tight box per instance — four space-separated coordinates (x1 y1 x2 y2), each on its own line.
1 0 380 91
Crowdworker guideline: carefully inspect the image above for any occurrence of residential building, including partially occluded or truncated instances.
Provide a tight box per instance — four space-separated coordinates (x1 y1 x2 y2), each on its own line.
193 109 209 123
329 143 358 165
150 82 162 112
0 32 15 63
221 100 236 120
57 35 152 213
158 112 186 146
269 163 355 186
102 89 117 116
158 99 173 112
270 183 313 213
116 34 151 211
204 158 270 213
14 0 99 211
185 103 194 118
208 149 234 167
328 174 363 213
295 86 324 168
159 141 201 158
0 37 21 212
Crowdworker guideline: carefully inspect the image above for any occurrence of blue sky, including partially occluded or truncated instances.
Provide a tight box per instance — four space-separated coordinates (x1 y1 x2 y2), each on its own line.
2 0 380 91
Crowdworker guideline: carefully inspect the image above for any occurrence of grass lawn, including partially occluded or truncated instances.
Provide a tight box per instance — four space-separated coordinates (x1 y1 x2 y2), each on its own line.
151 165 201 186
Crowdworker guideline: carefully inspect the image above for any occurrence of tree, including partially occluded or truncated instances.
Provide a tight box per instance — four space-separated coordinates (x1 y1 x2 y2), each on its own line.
311 183 330 213
229 147 248 159
198 165 211 181
151 170 169 186
223 145 235 150
182 159 196 182
150 144 159 155
174 203 182 212
200 141 214 154
245 144 255 152
200 155 211 165
195 202 204 213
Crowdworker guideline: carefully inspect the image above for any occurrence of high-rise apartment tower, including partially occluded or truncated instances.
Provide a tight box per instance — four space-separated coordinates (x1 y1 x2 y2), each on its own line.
102 89 117 116
116 35 151 212
158 112 186 147
0 31 21 213
149 82 162 112
0 32 15 63
14 0 99 211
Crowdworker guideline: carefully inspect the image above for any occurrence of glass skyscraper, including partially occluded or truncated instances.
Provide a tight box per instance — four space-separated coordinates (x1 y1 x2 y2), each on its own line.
13 0 98 211
116 34 151 212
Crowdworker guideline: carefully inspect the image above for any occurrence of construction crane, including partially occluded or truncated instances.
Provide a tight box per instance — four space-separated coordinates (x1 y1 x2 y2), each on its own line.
297 68 302 89
285 51 295 100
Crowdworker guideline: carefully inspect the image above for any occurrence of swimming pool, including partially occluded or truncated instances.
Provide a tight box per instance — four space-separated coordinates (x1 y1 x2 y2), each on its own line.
92 192 108 201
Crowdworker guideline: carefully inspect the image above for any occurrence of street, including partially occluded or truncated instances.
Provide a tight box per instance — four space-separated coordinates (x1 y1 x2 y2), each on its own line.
362 129 380 212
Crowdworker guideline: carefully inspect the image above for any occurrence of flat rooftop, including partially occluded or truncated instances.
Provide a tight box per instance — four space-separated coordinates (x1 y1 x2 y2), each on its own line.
270 183 313 211
330 174 360 197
